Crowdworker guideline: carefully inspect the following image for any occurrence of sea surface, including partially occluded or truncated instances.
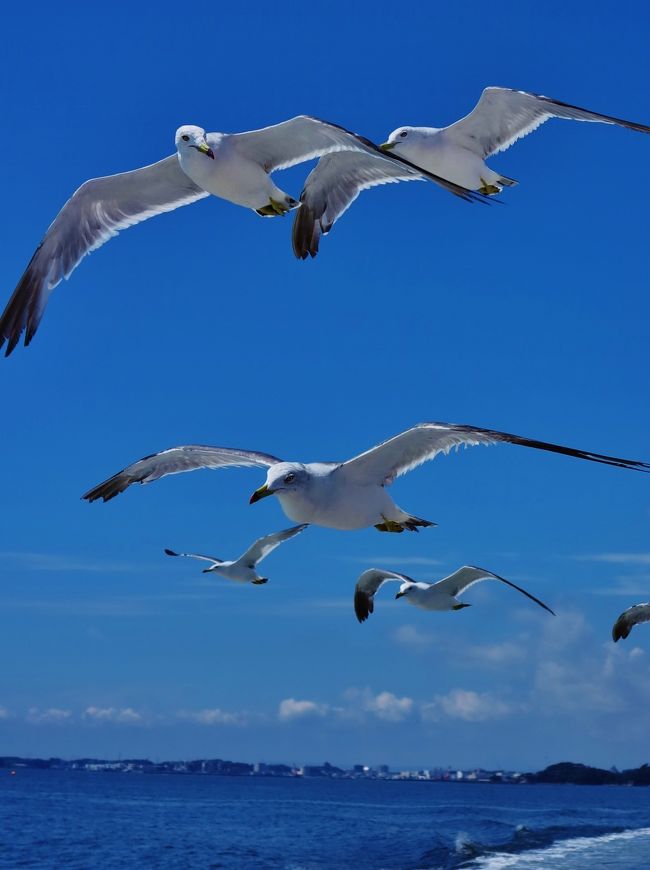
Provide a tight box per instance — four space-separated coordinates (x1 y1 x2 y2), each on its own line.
1 769 650 868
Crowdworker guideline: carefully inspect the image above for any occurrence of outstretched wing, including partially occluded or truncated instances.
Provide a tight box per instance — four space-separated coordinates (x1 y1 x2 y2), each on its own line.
292 151 424 259
612 603 650 642
433 565 554 615
443 87 650 159
1 155 207 355
340 422 650 487
239 524 308 566
82 445 281 503
354 568 412 623
229 114 487 195
164 548 222 566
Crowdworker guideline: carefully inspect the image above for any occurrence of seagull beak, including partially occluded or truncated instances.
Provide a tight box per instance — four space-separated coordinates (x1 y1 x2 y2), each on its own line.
379 142 395 152
198 142 215 159
250 484 272 504
395 591 405 599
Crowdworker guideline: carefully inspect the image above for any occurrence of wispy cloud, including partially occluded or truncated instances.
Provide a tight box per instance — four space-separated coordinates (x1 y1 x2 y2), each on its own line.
1 551 144 573
347 556 443 567
591 575 650 597
278 699 328 722
177 708 248 726
83 706 143 724
392 624 434 650
575 553 650 566
26 707 73 725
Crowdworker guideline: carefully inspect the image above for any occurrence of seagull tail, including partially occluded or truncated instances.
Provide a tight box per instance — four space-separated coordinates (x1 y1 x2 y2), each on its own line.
498 174 518 188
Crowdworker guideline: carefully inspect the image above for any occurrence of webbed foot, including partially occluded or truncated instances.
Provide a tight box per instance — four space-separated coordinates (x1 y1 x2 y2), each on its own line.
256 197 294 217
479 177 501 196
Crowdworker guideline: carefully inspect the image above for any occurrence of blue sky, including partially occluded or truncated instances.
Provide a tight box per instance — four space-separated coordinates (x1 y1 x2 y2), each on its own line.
1 1 649 770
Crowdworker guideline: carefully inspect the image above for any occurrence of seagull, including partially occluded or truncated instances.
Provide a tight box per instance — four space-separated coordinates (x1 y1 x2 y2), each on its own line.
292 87 650 257
612 603 650 642
380 87 650 195
353 565 554 623
164 524 307 585
0 117 477 355
81 421 649 533
292 150 449 259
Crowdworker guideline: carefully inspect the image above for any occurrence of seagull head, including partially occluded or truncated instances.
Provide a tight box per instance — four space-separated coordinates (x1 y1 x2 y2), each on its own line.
250 462 308 504
380 126 426 156
395 581 415 600
175 125 214 159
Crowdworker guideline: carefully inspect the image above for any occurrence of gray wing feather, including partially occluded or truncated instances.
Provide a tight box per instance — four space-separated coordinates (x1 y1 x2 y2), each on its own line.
230 115 410 172
612 603 650 641
433 565 554 614
164 548 221 566
239 524 308 566
341 422 650 486
0 155 208 355
354 568 412 623
292 151 424 259
82 445 281 503
444 87 650 159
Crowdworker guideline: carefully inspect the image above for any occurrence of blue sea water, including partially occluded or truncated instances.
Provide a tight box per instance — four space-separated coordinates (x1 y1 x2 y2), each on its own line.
1 770 650 869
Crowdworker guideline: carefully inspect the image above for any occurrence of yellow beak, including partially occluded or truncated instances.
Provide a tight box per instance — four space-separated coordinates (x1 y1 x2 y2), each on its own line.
198 142 215 159
250 484 272 504
379 142 395 151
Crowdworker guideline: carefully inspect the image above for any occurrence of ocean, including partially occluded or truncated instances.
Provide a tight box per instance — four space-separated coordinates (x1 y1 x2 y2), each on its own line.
1 770 650 868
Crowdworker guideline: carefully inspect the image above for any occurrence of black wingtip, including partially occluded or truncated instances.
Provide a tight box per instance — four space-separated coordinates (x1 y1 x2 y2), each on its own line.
354 590 372 623
164 549 178 557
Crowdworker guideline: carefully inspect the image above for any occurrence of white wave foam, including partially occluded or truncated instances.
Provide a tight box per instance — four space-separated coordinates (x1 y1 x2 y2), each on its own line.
469 826 650 868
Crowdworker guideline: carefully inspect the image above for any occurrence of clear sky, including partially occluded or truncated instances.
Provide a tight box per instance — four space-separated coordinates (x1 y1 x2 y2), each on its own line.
1 0 649 770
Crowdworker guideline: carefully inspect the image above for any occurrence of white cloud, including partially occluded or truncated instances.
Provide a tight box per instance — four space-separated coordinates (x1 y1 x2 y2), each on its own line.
392 624 433 650
26 707 72 724
177 708 247 726
366 691 413 721
83 706 143 724
421 689 514 722
278 698 328 721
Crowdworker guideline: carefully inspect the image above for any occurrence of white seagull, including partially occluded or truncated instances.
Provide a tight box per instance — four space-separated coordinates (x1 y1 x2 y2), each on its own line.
293 87 650 257
164 524 308 585
353 565 554 623
612 603 650 642
0 117 476 355
82 421 649 533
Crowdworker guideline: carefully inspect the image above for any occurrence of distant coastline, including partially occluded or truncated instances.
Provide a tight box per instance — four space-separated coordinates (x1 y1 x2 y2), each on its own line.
2 757 650 786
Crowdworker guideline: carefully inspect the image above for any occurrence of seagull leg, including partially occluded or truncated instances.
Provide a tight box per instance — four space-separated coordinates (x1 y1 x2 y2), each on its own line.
252 577 268 585
374 516 406 533
256 198 292 217
375 514 436 533
479 176 501 196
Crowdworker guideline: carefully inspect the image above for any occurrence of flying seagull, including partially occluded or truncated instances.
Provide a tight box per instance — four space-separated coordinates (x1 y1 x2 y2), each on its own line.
0 117 478 356
292 150 448 259
164 524 308 585
612 603 650 642
293 87 650 257
353 565 554 623
82 422 649 533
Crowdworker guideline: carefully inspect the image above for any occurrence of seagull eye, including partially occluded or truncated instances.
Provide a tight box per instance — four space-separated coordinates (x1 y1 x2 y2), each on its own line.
284 473 295 484
182 135 190 142
399 131 408 138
